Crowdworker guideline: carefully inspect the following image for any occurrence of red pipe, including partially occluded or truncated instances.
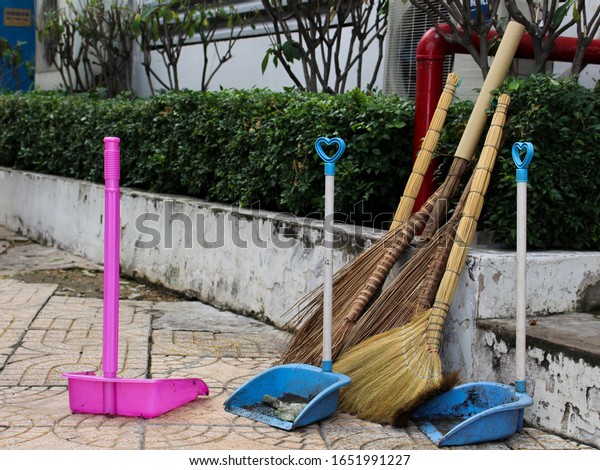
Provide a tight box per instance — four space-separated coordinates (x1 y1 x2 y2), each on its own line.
413 24 600 210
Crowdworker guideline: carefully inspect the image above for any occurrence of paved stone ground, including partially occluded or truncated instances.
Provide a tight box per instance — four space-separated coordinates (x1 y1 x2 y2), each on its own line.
0 226 595 450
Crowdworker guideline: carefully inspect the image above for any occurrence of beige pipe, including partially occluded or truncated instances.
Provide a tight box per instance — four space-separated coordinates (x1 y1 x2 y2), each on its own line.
454 21 525 162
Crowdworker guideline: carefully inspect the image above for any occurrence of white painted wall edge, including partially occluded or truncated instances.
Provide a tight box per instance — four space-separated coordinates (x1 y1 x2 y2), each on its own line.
0 167 382 327
1 167 599 332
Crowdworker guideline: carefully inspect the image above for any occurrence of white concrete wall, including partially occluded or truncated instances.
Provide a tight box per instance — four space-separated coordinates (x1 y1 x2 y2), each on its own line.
442 249 600 379
474 328 600 447
0 167 381 326
2 166 599 326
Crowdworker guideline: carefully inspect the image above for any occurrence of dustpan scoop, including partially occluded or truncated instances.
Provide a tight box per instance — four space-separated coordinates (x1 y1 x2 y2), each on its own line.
223 137 350 430
63 137 209 418
412 142 535 446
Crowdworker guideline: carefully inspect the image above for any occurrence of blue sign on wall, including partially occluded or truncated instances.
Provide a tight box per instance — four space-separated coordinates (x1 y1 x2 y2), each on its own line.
470 0 491 21
1 0 35 91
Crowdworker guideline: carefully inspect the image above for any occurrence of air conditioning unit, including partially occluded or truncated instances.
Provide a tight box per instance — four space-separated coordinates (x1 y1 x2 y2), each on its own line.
383 0 454 98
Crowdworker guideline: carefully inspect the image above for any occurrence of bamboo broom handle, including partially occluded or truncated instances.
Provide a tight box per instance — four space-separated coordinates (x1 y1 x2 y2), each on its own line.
426 94 511 353
344 183 446 323
391 72 461 229
454 22 523 162
423 21 524 235
415 177 473 309
343 23 522 326
344 153 469 325
343 74 460 323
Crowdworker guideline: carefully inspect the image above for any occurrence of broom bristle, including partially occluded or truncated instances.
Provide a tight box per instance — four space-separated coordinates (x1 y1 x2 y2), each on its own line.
280 183 449 366
334 94 511 426
340 217 458 353
334 310 450 424
279 230 395 365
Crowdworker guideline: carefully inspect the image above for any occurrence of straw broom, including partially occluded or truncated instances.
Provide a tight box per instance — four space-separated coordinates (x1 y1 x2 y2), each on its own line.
333 156 470 342
318 21 526 365
335 93 512 425
286 158 468 367
342 21 525 327
283 17 523 363
279 73 461 365
339 178 471 353
280 185 446 365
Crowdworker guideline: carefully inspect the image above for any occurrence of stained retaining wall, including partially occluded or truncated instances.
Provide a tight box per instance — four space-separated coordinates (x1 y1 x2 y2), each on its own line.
1 167 599 446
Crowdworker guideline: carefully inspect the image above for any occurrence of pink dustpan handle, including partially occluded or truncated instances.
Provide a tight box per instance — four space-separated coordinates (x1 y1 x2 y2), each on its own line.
103 137 120 380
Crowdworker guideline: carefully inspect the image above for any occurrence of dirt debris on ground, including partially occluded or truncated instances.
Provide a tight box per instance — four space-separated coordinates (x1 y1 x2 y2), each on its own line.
0 230 194 303
10 267 190 303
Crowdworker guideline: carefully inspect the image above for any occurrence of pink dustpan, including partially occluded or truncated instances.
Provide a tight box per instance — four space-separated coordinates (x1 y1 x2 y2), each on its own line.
63 137 209 418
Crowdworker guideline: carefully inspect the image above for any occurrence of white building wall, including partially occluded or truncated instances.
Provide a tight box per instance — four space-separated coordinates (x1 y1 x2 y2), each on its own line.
131 34 302 96
131 0 386 95
33 1 600 96
34 0 67 91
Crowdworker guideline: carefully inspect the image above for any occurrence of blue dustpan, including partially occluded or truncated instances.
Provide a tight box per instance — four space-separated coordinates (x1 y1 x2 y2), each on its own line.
224 137 351 430
412 382 533 446
224 364 351 430
413 143 535 446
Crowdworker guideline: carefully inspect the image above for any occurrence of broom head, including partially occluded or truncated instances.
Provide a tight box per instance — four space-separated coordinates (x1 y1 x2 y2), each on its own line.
335 310 458 424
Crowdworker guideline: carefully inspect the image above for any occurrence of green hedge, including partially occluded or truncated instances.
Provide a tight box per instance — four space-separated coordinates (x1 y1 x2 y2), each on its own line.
0 88 413 226
438 75 600 250
1 77 599 250
489 75 600 250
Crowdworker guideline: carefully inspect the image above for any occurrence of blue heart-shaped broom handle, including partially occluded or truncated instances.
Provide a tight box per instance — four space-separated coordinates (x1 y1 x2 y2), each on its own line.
512 141 534 394
512 141 534 183
315 137 346 372
315 137 346 176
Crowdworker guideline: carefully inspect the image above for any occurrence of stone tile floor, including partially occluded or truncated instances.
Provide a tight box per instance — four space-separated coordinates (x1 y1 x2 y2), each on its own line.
0 226 596 451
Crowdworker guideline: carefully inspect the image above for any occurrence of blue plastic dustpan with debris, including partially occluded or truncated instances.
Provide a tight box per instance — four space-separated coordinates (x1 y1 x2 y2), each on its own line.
224 138 351 430
412 381 533 446
413 142 536 447
224 363 350 430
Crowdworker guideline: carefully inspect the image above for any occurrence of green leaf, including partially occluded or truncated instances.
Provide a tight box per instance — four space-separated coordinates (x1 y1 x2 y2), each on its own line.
552 0 574 28
140 6 157 22
508 80 521 92
261 51 271 74
281 40 301 62
572 2 581 23
132 13 141 32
